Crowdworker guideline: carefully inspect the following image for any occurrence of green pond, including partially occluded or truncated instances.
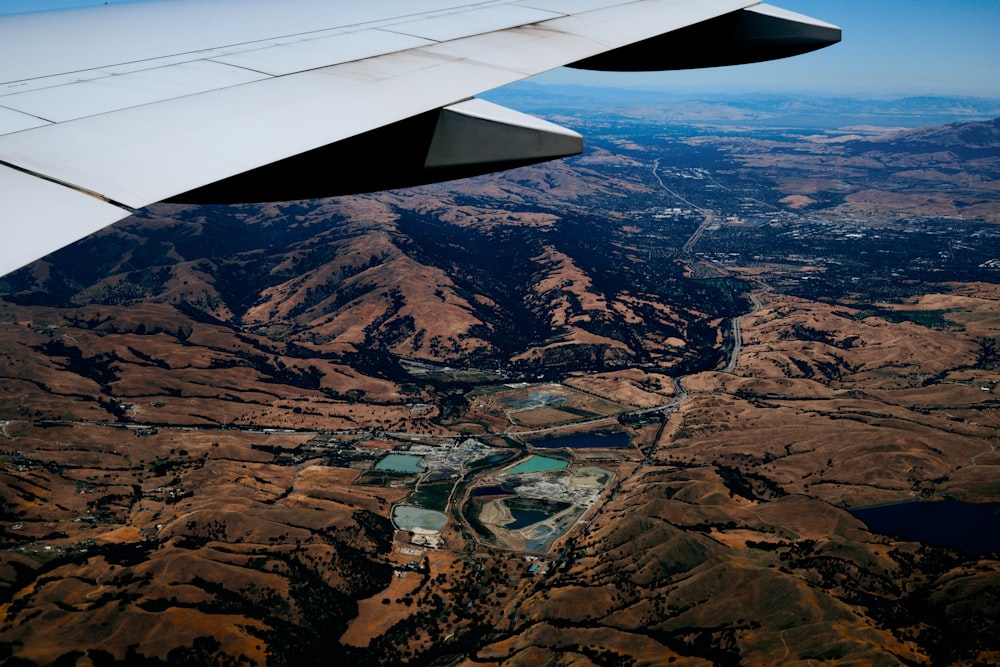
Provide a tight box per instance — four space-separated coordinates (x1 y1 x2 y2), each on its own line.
505 456 569 475
375 453 425 473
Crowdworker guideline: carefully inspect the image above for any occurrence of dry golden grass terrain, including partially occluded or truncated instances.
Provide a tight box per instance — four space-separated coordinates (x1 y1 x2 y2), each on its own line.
6 276 994 665
456 282 999 666
1 113 998 665
0 423 403 665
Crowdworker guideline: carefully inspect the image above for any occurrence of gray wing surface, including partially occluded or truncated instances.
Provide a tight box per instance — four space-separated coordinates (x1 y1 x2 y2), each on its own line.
0 0 839 276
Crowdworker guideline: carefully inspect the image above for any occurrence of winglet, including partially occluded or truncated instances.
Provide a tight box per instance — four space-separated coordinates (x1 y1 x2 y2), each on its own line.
570 3 841 71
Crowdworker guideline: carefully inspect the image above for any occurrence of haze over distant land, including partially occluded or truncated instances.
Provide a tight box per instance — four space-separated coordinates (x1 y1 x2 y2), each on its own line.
533 0 1000 98
485 84 1000 130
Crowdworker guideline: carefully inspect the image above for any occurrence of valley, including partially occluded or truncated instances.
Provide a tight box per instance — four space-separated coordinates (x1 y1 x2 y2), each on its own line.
1 94 999 665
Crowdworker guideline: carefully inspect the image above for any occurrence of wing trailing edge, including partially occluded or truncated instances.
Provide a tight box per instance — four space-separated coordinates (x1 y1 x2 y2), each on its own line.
171 99 582 203
0 164 133 278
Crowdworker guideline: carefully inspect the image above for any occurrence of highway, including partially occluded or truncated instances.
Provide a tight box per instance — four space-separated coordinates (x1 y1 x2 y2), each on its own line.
723 279 770 373
650 158 767 376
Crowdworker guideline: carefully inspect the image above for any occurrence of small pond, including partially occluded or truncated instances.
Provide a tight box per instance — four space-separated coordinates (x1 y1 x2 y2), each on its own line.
531 431 630 449
472 485 511 498
524 522 563 553
505 456 569 475
507 508 552 530
375 453 425 474
392 504 448 532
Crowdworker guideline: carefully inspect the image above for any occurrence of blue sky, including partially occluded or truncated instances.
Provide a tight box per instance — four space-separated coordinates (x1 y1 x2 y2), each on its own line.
537 1 1000 97
2 0 998 97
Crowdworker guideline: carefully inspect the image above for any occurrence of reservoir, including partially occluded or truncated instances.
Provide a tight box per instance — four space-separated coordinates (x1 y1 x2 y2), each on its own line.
850 499 1000 556
375 453 425 474
531 431 630 449
505 456 569 475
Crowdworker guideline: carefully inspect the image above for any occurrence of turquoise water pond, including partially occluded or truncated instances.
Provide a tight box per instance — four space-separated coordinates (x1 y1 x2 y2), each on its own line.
375 453 425 473
505 456 568 475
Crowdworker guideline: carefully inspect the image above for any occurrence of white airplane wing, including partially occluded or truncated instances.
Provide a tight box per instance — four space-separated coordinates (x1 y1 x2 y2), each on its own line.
0 0 839 276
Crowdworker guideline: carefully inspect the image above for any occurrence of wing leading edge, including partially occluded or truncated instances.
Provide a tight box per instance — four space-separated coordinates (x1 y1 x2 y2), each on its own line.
0 0 840 277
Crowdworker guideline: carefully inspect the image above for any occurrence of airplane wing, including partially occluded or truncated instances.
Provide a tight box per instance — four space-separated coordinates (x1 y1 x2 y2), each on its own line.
0 0 839 277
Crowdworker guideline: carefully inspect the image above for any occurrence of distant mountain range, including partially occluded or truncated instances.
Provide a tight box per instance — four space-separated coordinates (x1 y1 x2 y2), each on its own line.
485 82 1000 128
848 117 1000 156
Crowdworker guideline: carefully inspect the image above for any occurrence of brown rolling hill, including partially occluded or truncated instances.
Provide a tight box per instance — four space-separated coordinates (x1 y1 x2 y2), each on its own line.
0 107 998 665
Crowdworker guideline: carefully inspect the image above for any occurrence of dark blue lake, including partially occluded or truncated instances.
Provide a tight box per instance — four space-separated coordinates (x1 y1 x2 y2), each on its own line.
472 485 511 498
850 500 1000 556
531 431 630 449
508 508 551 530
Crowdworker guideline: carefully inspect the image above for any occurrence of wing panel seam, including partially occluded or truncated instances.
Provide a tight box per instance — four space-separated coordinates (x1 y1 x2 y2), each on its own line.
0 104 54 126
0 1 520 88
0 158 135 213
